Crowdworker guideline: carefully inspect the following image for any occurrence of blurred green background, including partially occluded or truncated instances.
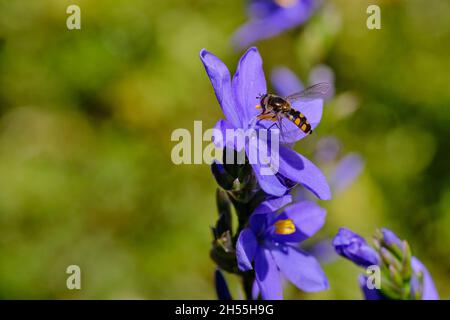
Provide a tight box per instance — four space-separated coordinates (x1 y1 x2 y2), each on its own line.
0 0 449 299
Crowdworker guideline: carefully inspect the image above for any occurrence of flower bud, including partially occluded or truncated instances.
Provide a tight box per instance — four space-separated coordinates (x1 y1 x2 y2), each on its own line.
333 228 380 267
211 161 236 190
215 268 232 300
214 189 232 237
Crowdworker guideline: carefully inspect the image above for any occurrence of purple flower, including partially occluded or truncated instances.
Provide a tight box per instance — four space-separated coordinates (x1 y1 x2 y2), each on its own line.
379 228 403 249
200 47 331 199
236 197 328 299
328 153 364 194
333 228 380 268
333 228 439 300
232 0 318 49
410 257 439 300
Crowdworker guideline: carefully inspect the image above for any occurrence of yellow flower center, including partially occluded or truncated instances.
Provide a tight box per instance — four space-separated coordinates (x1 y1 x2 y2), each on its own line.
275 0 298 8
274 219 296 235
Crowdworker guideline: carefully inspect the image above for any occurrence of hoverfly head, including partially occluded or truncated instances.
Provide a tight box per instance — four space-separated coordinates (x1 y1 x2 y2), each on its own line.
257 93 268 107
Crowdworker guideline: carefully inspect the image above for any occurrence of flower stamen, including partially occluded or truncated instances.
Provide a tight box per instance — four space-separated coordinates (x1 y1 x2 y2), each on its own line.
275 0 298 8
274 219 296 235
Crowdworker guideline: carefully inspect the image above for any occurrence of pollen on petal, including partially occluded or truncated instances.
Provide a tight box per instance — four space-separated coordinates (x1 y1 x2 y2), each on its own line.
274 219 296 235
275 0 298 8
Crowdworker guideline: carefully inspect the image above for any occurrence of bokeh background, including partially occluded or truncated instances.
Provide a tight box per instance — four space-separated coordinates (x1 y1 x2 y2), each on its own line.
0 0 449 299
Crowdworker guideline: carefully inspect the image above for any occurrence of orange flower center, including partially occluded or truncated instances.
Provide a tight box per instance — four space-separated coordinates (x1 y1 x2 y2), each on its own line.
274 219 296 235
275 0 298 8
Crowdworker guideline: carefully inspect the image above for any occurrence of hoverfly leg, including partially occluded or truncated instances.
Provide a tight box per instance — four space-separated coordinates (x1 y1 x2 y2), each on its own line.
267 122 278 130
276 114 286 143
257 112 276 121
267 115 281 132
266 118 283 146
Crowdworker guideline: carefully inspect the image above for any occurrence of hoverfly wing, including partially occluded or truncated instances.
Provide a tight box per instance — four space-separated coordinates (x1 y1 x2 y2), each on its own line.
285 82 331 102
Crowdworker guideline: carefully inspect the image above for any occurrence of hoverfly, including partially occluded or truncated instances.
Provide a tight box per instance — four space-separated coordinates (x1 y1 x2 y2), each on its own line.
256 82 330 135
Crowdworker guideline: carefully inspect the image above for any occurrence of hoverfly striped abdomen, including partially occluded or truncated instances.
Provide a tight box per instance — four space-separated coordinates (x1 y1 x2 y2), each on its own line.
288 109 312 134
257 83 329 135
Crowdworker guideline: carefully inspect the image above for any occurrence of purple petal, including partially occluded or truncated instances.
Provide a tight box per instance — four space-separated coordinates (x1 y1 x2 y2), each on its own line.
270 66 304 97
200 49 241 127
232 47 267 127
252 163 287 196
380 228 404 249
247 0 278 19
333 228 380 268
329 153 364 194
308 64 335 100
271 244 329 292
212 119 235 149
232 0 317 49
250 160 287 197
315 136 341 164
278 146 331 200
249 212 268 235
254 247 283 300
270 201 326 243
358 275 384 300
411 257 439 300
253 194 292 215
252 280 260 300
236 228 258 271
282 201 326 236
